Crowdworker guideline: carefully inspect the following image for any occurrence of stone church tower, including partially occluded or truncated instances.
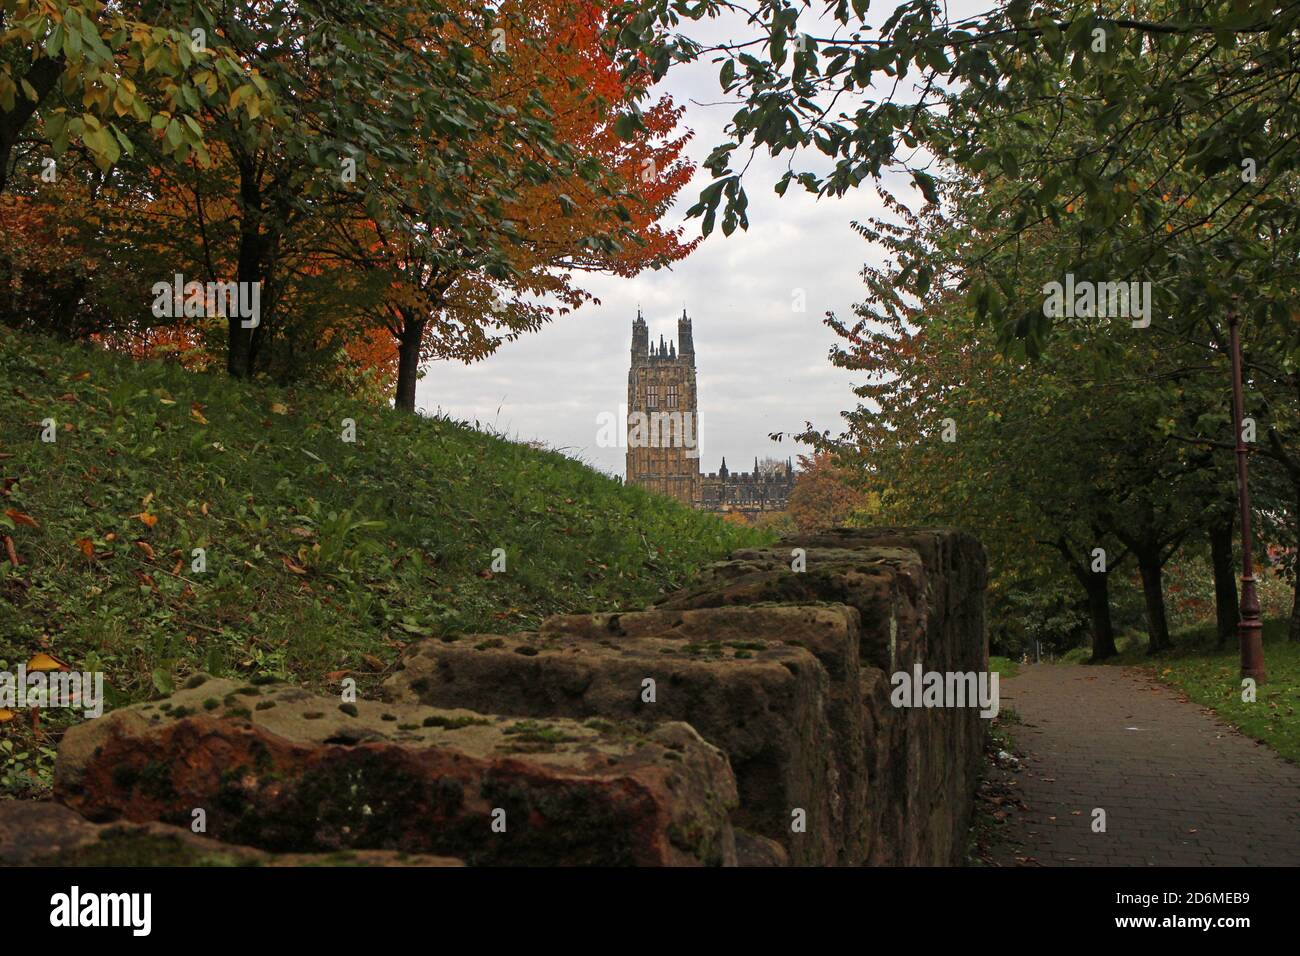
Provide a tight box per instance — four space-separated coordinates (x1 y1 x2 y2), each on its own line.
626 310 701 505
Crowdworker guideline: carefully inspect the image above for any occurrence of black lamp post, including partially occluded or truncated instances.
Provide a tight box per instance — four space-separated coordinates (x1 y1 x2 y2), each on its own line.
1228 311 1267 683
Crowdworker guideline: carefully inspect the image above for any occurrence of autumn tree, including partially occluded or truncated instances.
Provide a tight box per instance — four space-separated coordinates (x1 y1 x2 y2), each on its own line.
787 451 869 533
0 1 268 192
88 0 619 383
325 0 698 411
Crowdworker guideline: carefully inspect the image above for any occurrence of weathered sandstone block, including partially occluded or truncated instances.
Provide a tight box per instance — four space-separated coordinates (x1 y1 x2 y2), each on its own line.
657 547 924 674
660 529 989 867
537 605 868 864
382 626 838 865
778 530 988 866
0 801 464 867
54 677 737 866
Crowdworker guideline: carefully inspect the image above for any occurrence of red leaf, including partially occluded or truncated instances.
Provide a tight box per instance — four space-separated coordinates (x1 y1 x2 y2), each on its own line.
5 509 39 529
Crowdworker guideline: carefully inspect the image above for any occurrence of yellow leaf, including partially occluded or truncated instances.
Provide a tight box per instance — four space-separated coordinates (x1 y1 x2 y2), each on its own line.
27 652 69 672
270 403 288 415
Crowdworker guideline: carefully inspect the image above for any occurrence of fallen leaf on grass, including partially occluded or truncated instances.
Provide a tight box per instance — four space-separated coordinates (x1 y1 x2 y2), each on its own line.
27 652 68 671
4 509 39 529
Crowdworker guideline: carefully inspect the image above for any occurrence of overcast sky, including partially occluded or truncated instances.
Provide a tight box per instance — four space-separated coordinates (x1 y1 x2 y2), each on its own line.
416 11 917 478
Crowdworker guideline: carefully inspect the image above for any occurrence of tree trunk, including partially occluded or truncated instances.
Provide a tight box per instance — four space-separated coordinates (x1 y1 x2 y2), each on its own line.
0 57 62 196
395 316 426 412
1137 550 1171 653
1290 572 1300 642
228 161 269 379
227 317 254 379
228 229 275 379
1209 514 1238 648
1083 571 1118 662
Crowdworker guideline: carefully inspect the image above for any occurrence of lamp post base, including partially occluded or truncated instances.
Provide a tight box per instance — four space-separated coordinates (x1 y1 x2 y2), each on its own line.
1239 574 1267 683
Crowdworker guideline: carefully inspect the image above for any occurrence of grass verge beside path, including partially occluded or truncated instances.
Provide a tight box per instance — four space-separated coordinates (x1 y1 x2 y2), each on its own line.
1061 619 1299 763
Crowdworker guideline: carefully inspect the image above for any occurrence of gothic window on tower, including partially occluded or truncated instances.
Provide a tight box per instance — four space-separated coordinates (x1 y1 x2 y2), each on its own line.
666 385 678 408
647 385 658 409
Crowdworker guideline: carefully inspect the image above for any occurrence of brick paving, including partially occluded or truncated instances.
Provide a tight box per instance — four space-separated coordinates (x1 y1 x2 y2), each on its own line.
986 664 1300 866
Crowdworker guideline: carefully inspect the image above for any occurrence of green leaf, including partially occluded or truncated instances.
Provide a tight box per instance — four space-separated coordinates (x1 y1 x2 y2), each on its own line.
613 111 643 141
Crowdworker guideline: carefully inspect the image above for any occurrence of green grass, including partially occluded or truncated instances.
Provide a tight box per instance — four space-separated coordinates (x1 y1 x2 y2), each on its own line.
988 655 1020 679
0 326 769 793
1085 619 1300 763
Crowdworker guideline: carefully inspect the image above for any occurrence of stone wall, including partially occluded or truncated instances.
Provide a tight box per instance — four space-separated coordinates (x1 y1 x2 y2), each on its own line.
656 527 988 864
36 527 987 867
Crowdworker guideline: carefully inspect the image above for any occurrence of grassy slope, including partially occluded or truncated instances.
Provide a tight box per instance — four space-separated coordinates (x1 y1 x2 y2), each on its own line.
1063 620 1299 763
0 326 768 786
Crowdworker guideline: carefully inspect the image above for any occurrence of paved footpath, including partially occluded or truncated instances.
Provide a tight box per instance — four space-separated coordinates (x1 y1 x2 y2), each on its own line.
987 664 1300 866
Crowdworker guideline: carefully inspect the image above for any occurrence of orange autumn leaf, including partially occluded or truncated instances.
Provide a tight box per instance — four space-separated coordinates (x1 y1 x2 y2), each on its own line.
4 509 39 529
27 652 69 672
76 537 95 558
136 512 158 528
